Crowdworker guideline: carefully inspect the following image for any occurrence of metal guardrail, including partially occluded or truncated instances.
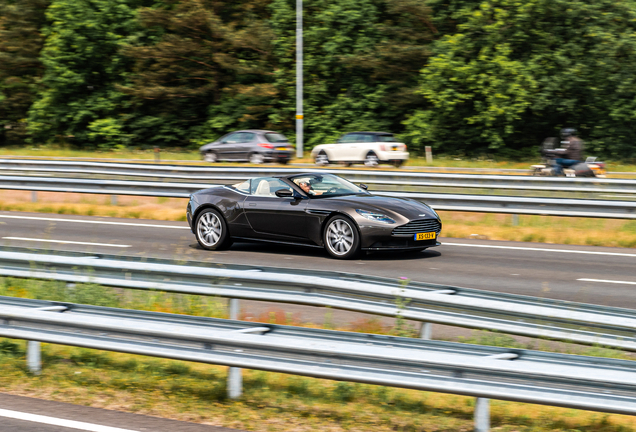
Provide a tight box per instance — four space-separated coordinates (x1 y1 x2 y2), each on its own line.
2 247 636 351
2 296 636 416
0 172 635 218
2 159 636 194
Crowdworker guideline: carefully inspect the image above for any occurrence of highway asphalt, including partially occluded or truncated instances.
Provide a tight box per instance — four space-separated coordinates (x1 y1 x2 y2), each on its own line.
1 210 635 308
0 392 240 432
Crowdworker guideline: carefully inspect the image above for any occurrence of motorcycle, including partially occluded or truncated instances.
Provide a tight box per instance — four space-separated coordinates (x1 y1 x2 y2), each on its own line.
530 138 606 178
530 156 606 178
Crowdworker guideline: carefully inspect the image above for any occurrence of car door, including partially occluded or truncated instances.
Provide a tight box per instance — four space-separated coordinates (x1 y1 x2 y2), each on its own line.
339 133 367 161
218 132 242 160
236 132 256 160
334 134 358 161
243 177 309 240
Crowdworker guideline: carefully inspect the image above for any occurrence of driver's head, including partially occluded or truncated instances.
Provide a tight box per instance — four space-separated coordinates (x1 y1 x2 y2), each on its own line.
298 181 311 194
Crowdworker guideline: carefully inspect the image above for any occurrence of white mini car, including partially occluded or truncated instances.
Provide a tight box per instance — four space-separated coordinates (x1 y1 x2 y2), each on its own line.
311 132 409 167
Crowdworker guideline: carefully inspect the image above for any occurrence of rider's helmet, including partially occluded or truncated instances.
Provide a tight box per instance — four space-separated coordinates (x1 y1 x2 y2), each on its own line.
560 128 577 139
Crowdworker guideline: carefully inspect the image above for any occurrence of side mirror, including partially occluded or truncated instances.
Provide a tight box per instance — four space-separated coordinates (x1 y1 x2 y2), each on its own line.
275 189 294 198
359 184 368 190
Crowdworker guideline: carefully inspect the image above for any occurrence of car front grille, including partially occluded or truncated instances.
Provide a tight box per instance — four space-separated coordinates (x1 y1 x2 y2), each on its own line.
392 219 441 237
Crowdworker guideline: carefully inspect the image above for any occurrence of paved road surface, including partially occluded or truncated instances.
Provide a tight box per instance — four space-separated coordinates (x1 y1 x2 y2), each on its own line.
0 392 240 432
1 211 635 309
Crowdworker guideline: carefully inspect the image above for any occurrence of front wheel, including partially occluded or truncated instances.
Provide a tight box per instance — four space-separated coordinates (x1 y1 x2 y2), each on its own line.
203 151 218 163
315 151 330 166
249 152 265 164
323 216 360 259
195 208 232 250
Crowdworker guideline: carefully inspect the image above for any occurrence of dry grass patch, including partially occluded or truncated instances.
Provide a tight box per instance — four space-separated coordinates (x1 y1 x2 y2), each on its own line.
440 211 636 248
0 190 187 221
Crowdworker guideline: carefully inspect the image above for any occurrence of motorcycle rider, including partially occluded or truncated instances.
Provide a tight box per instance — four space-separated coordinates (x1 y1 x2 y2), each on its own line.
543 128 584 176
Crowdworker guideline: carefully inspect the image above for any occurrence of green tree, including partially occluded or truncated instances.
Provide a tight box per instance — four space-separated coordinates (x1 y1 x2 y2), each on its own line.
0 0 50 145
27 0 151 149
405 0 636 158
269 0 434 148
118 0 276 147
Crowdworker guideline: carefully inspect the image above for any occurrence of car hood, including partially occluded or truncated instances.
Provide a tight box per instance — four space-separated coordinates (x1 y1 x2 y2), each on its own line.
324 194 438 220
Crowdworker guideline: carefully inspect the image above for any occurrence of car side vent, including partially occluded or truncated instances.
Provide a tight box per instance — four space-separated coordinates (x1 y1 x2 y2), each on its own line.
392 219 441 237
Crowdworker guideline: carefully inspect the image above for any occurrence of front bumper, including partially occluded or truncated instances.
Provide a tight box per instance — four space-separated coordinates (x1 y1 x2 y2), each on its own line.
358 218 441 251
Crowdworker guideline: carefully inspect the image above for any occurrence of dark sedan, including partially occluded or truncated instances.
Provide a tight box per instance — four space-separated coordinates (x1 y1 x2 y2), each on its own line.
199 130 295 164
187 173 441 259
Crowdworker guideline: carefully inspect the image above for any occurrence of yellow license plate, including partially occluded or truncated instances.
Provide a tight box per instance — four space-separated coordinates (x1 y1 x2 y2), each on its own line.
415 232 436 241
276 147 288 151
391 146 398 151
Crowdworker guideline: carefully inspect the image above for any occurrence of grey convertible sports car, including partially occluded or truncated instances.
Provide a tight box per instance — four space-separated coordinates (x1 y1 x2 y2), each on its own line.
186 173 441 259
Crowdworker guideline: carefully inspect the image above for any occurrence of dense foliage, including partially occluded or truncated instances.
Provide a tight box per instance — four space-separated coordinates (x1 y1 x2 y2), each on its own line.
1 0 636 157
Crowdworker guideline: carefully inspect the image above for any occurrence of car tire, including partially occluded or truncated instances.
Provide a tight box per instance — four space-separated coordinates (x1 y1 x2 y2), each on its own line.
195 208 232 251
279 159 289 165
391 160 404 168
249 152 265 164
323 215 360 259
343 162 353 167
203 151 218 163
315 151 330 166
364 152 379 167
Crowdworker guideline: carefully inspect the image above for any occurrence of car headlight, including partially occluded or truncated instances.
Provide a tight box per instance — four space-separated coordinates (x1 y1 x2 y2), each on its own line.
425 205 439 219
356 209 396 224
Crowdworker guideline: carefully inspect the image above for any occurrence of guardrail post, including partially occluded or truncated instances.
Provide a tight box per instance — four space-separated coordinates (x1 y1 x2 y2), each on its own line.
425 146 433 164
27 341 41 374
110 195 118 206
474 397 490 432
511 214 519 226
419 322 432 340
228 298 242 399
31 191 37 203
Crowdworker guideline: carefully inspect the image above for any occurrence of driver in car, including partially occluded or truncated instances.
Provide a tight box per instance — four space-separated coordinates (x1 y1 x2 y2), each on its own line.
295 179 323 195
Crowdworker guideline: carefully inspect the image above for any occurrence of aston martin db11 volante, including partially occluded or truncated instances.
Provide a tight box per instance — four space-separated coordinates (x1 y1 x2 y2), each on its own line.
186 173 442 259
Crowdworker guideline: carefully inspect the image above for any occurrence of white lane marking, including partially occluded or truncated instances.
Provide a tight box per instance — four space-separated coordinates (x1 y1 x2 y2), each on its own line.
578 278 636 285
0 215 189 229
0 407 140 432
443 242 636 258
3 237 132 248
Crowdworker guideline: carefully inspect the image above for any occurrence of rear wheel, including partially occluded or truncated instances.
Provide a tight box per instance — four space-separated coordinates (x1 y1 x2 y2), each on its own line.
364 152 379 167
391 160 404 168
195 208 232 250
323 215 360 259
203 151 218 163
315 151 330 166
279 159 289 165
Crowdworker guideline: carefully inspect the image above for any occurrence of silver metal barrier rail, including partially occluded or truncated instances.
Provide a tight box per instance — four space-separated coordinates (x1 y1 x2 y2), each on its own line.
0 174 635 218
2 248 636 351
2 159 636 194
2 296 636 416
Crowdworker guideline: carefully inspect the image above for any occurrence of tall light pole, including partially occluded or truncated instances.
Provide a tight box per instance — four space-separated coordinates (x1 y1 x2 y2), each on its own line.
296 0 303 159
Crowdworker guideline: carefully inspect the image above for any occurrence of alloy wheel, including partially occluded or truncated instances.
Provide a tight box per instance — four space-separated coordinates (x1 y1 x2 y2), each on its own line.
250 153 265 164
315 152 329 166
364 153 379 167
204 152 217 163
326 219 354 256
197 211 223 247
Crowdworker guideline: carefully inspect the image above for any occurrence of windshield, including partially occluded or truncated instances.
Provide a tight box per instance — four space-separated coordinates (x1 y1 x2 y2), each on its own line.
291 174 367 198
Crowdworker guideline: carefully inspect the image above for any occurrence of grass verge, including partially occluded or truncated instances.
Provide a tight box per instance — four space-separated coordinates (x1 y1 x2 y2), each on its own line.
1 276 635 431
